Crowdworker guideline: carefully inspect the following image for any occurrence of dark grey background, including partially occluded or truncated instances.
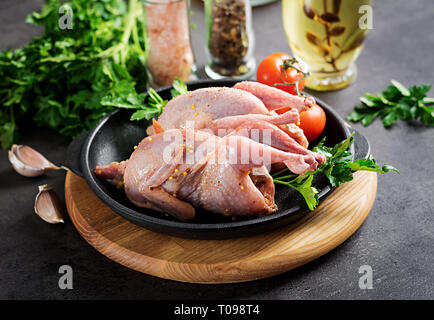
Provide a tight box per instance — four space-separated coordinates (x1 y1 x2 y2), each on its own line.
0 0 433 299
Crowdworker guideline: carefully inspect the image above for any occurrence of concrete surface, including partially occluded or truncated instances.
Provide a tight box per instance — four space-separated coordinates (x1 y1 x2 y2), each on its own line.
0 0 433 299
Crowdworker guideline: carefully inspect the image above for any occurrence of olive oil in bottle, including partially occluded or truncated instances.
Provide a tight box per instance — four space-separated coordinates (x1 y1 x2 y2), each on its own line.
282 0 372 91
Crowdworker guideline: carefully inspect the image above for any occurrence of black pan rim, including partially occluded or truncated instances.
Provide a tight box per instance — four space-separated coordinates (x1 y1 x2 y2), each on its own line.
81 79 352 235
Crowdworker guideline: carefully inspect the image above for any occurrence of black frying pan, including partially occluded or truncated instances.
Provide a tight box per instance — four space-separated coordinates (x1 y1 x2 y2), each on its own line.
67 79 369 239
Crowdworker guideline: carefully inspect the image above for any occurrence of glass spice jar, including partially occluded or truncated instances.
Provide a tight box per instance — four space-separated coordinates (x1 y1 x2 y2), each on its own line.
144 0 197 87
205 0 256 79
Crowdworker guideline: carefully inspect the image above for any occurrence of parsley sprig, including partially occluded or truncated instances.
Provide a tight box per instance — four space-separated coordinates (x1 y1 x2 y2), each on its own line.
104 77 187 122
170 78 188 98
273 132 399 210
0 0 149 149
347 80 434 127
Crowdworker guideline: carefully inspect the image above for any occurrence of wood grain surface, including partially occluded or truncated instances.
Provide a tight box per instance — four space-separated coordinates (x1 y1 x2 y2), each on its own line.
65 170 377 284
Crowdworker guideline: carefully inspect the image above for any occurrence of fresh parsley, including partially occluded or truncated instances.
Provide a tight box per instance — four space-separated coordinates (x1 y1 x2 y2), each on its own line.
118 77 188 121
347 80 434 128
0 0 150 149
273 132 400 210
170 78 188 98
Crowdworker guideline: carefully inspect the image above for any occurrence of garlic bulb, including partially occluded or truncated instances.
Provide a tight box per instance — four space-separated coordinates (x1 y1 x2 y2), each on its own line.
8 144 67 177
34 184 65 224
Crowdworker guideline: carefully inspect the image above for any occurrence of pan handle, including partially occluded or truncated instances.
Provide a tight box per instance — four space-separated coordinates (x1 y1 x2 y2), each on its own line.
66 132 88 177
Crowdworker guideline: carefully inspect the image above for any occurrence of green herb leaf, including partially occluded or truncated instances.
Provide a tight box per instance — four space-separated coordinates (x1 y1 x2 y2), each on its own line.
327 163 353 187
170 78 188 98
130 109 160 121
410 85 432 100
391 79 410 96
274 133 398 210
382 109 400 127
347 109 366 123
422 97 434 104
348 80 434 128
381 164 401 174
347 158 400 174
275 175 319 211
0 122 16 149
101 92 147 110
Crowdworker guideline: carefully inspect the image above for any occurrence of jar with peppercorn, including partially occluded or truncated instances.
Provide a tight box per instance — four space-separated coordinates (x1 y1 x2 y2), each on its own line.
205 0 256 79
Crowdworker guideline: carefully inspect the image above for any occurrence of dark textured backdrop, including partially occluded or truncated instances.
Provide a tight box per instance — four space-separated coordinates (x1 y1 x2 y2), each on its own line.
0 0 433 299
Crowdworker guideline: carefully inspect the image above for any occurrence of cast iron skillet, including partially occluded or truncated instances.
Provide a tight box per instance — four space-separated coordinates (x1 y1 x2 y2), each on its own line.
67 79 369 239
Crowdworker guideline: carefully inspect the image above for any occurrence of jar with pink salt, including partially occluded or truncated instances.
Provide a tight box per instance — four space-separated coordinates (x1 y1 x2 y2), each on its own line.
144 0 196 87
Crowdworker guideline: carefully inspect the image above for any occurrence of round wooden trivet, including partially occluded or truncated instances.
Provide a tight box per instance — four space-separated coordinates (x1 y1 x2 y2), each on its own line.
65 171 377 283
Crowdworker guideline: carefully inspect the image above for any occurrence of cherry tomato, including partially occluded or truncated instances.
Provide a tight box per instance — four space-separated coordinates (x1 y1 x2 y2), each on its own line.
257 52 306 95
298 104 326 142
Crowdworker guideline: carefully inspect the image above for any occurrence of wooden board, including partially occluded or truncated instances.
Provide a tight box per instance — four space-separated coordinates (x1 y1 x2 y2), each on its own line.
65 170 377 284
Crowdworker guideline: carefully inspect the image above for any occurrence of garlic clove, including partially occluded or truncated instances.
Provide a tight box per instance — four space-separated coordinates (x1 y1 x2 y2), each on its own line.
8 144 66 177
34 184 65 224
